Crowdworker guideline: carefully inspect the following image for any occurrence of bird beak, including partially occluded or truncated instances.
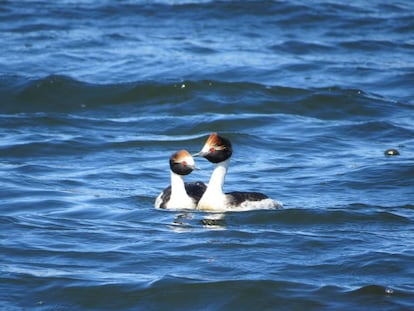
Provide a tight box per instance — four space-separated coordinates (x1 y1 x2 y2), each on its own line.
192 151 208 158
187 164 200 170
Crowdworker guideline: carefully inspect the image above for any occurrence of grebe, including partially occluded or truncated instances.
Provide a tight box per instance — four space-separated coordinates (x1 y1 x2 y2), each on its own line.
155 149 207 210
193 133 282 211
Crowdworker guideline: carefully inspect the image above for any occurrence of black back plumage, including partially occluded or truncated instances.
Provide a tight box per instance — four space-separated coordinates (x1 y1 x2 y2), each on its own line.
226 191 269 206
158 181 207 209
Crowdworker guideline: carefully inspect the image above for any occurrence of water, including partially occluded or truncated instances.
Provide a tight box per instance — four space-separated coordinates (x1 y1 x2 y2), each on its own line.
1 1 414 310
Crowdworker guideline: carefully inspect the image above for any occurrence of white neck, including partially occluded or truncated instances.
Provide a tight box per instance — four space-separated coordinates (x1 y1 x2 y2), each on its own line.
197 159 230 210
207 159 229 194
170 171 188 201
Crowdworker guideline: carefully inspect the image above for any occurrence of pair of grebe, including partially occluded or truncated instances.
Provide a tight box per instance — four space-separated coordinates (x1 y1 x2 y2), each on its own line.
155 133 282 211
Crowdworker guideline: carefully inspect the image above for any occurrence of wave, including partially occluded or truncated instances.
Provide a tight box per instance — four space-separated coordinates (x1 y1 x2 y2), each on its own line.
151 204 414 233
203 201 414 221
3 272 412 310
1 75 408 119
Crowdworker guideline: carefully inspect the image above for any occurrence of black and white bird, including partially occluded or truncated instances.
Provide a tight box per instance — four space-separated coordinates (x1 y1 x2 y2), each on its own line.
193 133 282 211
155 149 207 210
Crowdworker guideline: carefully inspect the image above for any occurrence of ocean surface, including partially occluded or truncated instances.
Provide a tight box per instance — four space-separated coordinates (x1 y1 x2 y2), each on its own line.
1 0 414 310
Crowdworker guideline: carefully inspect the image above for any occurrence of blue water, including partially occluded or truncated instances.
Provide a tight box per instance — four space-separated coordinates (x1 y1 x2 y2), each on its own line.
1 1 414 310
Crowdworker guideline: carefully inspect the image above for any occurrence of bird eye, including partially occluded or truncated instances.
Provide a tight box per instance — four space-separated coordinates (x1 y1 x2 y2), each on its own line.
182 161 187 166
209 147 215 153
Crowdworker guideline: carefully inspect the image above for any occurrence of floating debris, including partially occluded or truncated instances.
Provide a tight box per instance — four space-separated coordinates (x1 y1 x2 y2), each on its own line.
384 149 400 156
